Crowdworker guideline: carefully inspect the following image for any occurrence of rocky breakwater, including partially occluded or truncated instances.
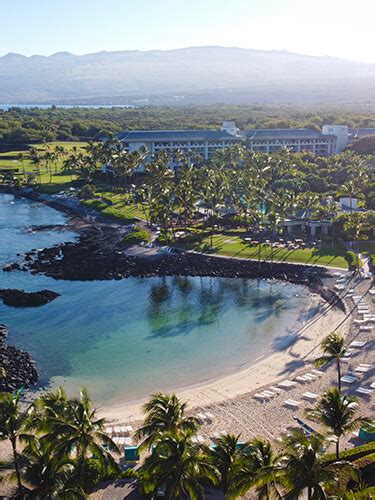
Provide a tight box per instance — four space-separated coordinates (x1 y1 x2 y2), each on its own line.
0 324 38 392
0 289 60 307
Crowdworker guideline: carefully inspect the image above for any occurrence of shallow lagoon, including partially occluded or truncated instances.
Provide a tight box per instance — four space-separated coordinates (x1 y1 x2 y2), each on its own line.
0 193 314 404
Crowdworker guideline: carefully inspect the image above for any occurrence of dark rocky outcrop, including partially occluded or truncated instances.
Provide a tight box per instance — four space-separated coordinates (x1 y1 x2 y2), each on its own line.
16 226 329 286
0 289 60 307
0 324 38 392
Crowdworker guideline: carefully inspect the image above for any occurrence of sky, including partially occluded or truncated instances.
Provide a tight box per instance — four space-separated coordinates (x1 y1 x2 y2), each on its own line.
1 0 374 63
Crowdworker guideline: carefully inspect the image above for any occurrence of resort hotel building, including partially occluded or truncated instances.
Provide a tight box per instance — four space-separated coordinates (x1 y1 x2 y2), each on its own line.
114 122 353 161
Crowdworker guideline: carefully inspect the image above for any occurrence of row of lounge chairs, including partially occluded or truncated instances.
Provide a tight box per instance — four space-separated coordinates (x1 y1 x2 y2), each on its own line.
105 425 133 437
253 370 324 406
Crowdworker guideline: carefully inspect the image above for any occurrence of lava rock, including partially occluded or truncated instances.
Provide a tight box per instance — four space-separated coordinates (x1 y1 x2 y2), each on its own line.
0 324 38 392
0 289 60 307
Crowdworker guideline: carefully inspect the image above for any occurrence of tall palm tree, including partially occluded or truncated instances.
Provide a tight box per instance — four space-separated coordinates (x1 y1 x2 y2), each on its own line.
41 388 119 492
276 429 351 499
0 390 32 494
134 392 200 450
343 212 370 271
315 333 347 392
207 434 253 499
18 436 84 498
140 431 217 499
247 438 280 500
337 180 365 214
305 388 371 460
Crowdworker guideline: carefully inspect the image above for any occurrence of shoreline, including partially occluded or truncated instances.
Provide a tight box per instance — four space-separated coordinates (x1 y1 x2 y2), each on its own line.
1 188 352 426
99 288 347 423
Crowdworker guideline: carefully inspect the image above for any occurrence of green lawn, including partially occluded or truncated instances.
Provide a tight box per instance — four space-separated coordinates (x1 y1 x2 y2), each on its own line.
0 141 87 193
187 233 349 268
82 193 147 222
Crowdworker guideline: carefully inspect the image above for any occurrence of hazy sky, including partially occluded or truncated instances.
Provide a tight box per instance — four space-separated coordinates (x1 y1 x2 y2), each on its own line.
1 0 374 63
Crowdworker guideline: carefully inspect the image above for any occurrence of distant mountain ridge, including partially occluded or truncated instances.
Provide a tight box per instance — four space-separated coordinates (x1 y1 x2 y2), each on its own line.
1 46 375 105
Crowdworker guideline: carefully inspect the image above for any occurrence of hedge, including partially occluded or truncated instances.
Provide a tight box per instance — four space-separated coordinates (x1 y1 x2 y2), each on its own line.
325 442 375 464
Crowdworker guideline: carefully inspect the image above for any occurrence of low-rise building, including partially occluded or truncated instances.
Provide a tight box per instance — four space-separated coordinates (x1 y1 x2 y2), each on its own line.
112 121 355 166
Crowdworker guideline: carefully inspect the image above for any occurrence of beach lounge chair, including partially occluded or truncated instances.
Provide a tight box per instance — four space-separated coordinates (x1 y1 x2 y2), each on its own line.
311 369 324 376
104 426 113 435
295 376 309 383
341 375 357 384
302 392 318 401
205 412 215 420
355 366 371 373
355 387 373 396
350 341 367 348
262 390 276 397
370 382 375 389
359 326 372 331
113 426 121 435
270 386 284 392
253 393 267 401
258 392 273 400
125 425 133 433
284 399 300 409
197 412 208 423
278 380 297 389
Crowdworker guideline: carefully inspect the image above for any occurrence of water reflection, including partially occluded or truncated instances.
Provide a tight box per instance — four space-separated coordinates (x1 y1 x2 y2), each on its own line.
146 276 291 338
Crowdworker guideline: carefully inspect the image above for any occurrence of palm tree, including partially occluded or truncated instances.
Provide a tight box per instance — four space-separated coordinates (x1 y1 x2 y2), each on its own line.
200 164 227 247
0 390 32 494
18 436 84 498
207 434 253 499
140 431 217 499
276 429 352 499
315 333 347 392
247 438 280 500
337 180 364 214
343 212 370 271
135 392 200 450
266 207 280 267
41 388 119 492
305 388 371 460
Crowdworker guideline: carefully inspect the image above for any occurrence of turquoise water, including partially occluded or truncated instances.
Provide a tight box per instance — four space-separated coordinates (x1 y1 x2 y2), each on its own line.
0 193 313 404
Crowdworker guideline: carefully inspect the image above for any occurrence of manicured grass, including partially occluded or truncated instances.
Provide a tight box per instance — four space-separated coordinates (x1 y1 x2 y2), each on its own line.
0 141 87 193
188 233 349 268
82 193 147 222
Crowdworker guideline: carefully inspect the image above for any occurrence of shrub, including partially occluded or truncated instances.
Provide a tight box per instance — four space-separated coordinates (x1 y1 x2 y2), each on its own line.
122 225 149 245
79 184 96 199
345 251 357 269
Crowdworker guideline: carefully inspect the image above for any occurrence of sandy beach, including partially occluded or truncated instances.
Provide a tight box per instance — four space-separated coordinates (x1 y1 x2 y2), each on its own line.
97 268 373 455
101 274 354 423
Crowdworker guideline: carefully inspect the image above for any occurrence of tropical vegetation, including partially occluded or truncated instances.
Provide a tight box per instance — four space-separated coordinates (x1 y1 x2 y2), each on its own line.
0 387 373 498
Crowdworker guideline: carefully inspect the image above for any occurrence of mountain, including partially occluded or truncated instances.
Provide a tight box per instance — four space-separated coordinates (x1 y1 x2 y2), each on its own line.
1 46 375 105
